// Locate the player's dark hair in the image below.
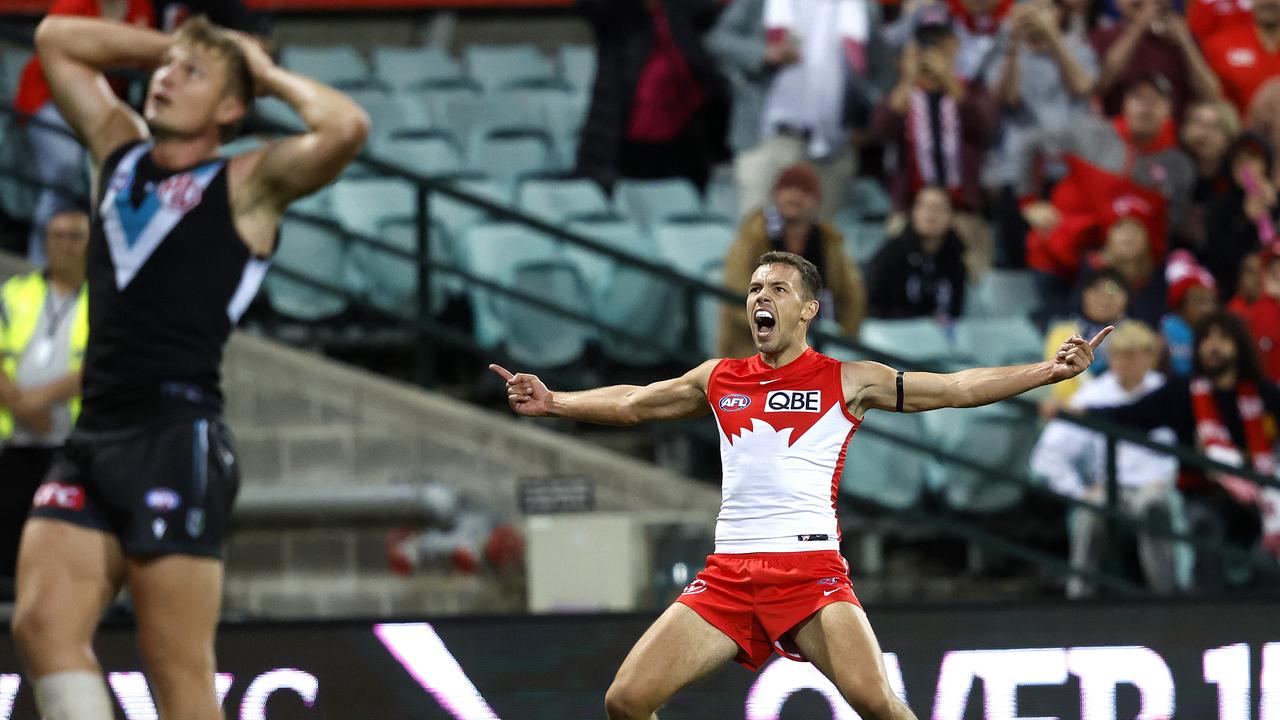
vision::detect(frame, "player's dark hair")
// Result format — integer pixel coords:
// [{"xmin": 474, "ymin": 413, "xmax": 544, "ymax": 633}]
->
[
  {"xmin": 1193, "ymin": 311, "xmax": 1264, "ymax": 383},
  {"xmin": 758, "ymin": 251, "xmax": 823, "ymax": 301},
  {"xmin": 174, "ymin": 16, "xmax": 254, "ymax": 142}
]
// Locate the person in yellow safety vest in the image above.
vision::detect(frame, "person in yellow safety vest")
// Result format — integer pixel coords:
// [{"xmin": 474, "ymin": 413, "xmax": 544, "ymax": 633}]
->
[{"xmin": 0, "ymin": 208, "xmax": 89, "ymax": 583}]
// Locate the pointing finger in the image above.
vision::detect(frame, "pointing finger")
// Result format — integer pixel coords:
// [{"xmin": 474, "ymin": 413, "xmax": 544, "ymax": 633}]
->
[
  {"xmin": 1088, "ymin": 326, "xmax": 1115, "ymax": 349},
  {"xmin": 488, "ymin": 363, "xmax": 515, "ymax": 381}
]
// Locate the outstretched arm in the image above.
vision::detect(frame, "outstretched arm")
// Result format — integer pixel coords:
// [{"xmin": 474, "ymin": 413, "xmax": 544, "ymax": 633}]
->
[
  {"xmin": 489, "ymin": 360, "xmax": 717, "ymax": 426},
  {"xmin": 33, "ymin": 17, "xmax": 165, "ymax": 164},
  {"xmin": 845, "ymin": 326, "xmax": 1112, "ymax": 416}
]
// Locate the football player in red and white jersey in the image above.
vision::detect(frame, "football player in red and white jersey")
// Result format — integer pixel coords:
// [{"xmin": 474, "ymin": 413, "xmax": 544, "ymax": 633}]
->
[{"xmin": 490, "ymin": 250, "xmax": 1110, "ymax": 720}]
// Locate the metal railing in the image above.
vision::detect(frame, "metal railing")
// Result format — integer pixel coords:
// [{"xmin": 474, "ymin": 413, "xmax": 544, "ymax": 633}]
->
[{"xmin": 4, "ymin": 78, "xmax": 1279, "ymax": 596}]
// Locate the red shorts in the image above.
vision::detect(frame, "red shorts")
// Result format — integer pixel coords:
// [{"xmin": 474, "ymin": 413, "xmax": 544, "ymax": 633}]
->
[{"xmin": 674, "ymin": 550, "xmax": 861, "ymax": 671}]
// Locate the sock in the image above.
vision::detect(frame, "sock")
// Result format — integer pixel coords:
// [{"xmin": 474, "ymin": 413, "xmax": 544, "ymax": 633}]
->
[{"xmin": 33, "ymin": 671, "xmax": 114, "ymax": 720}]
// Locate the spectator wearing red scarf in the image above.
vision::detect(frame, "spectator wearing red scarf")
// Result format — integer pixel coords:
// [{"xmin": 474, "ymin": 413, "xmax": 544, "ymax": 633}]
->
[{"xmin": 14, "ymin": 0, "xmax": 154, "ymax": 264}]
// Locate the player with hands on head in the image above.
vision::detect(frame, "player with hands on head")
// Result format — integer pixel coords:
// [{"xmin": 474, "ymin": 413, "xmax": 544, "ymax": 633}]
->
[
  {"xmin": 490, "ymin": 250, "xmax": 1109, "ymax": 720},
  {"xmin": 13, "ymin": 13, "xmax": 368, "ymax": 720}
]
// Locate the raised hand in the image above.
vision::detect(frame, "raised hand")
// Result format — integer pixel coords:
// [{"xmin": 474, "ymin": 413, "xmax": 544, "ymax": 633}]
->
[
  {"xmin": 489, "ymin": 363, "xmax": 554, "ymax": 417},
  {"xmin": 1049, "ymin": 326, "xmax": 1113, "ymax": 382}
]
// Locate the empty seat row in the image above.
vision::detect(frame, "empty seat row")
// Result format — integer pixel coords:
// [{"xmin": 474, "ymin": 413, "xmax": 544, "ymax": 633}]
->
[
  {"xmin": 858, "ymin": 316, "xmax": 1043, "ymax": 369},
  {"xmin": 280, "ymin": 43, "xmax": 595, "ymax": 94}
]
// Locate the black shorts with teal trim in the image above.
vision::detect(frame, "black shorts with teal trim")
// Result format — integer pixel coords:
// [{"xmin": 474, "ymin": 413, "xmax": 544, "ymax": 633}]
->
[{"xmin": 29, "ymin": 417, "xmax": 240, "ymax": 558}]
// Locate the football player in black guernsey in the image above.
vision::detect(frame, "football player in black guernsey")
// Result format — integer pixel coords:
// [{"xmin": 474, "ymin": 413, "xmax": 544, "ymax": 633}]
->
[{"xmin": 13, "ymin": 16, "xmax": 368, "ymax": 720}]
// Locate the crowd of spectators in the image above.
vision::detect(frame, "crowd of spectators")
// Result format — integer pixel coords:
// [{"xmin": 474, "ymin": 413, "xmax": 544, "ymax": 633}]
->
[{"xmin": 566, "ymin": 0, "xmax": 1280, "ymax": 594}]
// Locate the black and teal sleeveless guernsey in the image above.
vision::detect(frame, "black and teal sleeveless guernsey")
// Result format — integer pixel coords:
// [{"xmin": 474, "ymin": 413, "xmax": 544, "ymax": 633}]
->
[{"xmin": 76, "ymin": 141, "xmax": 270, "ymax": 432}]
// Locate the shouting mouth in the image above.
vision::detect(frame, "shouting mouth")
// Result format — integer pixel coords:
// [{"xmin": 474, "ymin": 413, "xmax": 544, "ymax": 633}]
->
[{"xmin": 754, "ymin": 308, "xmax": 776, "ymax": 340}]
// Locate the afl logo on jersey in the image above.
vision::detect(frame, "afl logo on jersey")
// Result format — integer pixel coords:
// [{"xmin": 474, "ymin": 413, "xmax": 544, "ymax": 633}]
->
[
  {"xmin": 157, "ymin": 173, "xmax": 205, "ymax": 212},
  {"xmin": 766, "ymin": 390, "xmax": 822, "ymax": 412},
  {"xmin": 145, "ymin": 487, "xmax": 182, "ymax": 512},
  {"xmin": 719, "ymin": 394, "xmax": 752, "ymax": 412}
]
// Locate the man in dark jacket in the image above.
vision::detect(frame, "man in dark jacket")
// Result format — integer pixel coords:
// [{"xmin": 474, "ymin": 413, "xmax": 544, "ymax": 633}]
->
[{"xmin": 575, "ymin": 0, "xmax": 725, "ymax": 190}]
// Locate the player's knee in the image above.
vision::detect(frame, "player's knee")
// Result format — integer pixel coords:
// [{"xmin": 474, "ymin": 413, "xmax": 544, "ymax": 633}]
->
[
  {"xmin": 603, "ymin": 681, "xmax": 654, "ymax": 720},
  {"xmin": 842, "ymin": 679, "xmax": 900, "ymax": 720},
  {"xmin": 12, "ymin": 602, "xmax": 55, "ymax": 657}
]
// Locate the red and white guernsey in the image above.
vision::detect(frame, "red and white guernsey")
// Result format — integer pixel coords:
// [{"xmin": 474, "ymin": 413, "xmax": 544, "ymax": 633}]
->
[{"xmin": 707, "ymin": 348, "xmax": 860, "ymax": 554}]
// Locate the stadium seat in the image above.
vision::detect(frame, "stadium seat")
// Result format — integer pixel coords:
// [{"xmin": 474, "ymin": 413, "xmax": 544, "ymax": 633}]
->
[
  {"xmin": 838, "ymin": 218, "xmax": 889, "ymax": 263},
  {"xmin": 1, "ymin": 49, "xmax": 30, "ymax": 98},
  {"xmin": 557, "ymin": 44, "xmax": 596, "ymax": 92},
  {"xmin": 254, "ymin": 97, "xmax": 305, "ymax": 131},
  {"xmin": 431, "ymin": 178, "xmax": 510, "ymax": 245},
  {"xmin": 929, "ymin": 411, "xmax": 1036, "ymax": 514},
  {"xmin": 966, "ymin": 269, "xmax": 1042, "ymax": 319},
  {"xmin": 345, "ymin": 88, "xmax": 410, "ymax": 145},
  {"xmin": 264, "ymin": 218, "xmax": 350, "ymax": 321},
  {"xmin": 280, "ymin": 45, "xmax": 372, "ymax": 89},
  {"xmin": 843, "ymin": 410, "xmax": 928, "ymax": 510},
  {"xmin": 704, "ymin": 179, "xmax": 739, "ymax": 221},
  {"xmin": 697, "ymin": 265, "xmax": 727, "ymax": 359},
  {"xmin": 531, "ymin": 89, "xmax": 588, "ymax": 166},
  {"xmin": 414, "ymin": 87, "xmax": 484, "ymax": 141},
  {"xmin": 331, "ymin": 177, "xmax": 416, "ymax": 235},
  {"xmin": 0, "ymin": 118, "xmax": 36, "ymax": 221},
  {"xmin": 371, "ymin": 46, "xmax": 467, "ymax": 90},
  {"xmin": 498, "ymin": 260, "xmax": 594, "ymax": 368},
  {"xmin": 653, "ymin": 218, "xmax": 734, "ymax": 278},
  {"xmin": 463, "ymin": 44, "xmax": 557, "ymax": 92},
  {"xmin": 953, "ymin": 316, "xmax": 1042, "ymax": 366},
  {"xmin": 347, "ymin": 218, "xmax": 450, "ymax": 317},
  {"xmin": 516, "ymin": 178, "xmax": 611, "ymax": 225},
  {"xmin": 374, "ymin": 135, "xmax": 464, "ymax": 178},
  {"xmin": 857, "ymin": 318, "xmax": 956, "ymax": 368},
  {"xmin": 467, "ymin": 135, "xmax": 554, "ymax": 189},
  {"xmin": 464, "ymin": 222, "xmax": 560, "ymax": 348},
  {"xmin": 290, "ymin": 185, "xmax": 335, "ymax": 221},
  {"xmin": 565, "ymin": 220, "xmax": 678, "ymax": 364},
  {"xmin": 614, "ymin": 178, "xmax": 703, "ymax": 229}
]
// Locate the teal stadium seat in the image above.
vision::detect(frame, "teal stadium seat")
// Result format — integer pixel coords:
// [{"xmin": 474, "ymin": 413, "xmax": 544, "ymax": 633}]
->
[
  {"xmin": 1, "ymin": 49, "xmax": 30, "ymax": 98},
  {"xmin": 415, "ymin": 87, "xmax": 483, "ymax": 142},
  {"xmin": 516, "ymin": 178, "xmax": 611, "ymax": 225},
  {"xmin": 926, "ymin": 409, "xmax": 1036, "ymax": 514},
  {"xmin": 704, "ymin": 179, "xmax": 739, "ymax": 221},
  {"xmin": 653, "ymin": 218, "xmax": 734, "ymax": 278},
  {"xmin": 464, "ymin": 222, "xmax": 559, "ymax": 348},
  {"xmin": 372, "ymin": 46, "xmax": 466, "ymax": 90},
  {"xmin": 467, "ymin": 135, "xmax": 554, "ymax": 189},
  {"xmin": 843, "ymin": 410, "xmax": 928, "ymax": 510},
  {"xmin": 265, "ymin": 218, "xmax": 350, "ymax": 321},
  {"xmin": 432, "ymin": 178, "xmax": 510, "ymax": 245},
  {"xmin": 614, "ymin": 178, "xmax": 703, "ymax": 229},
  {"xmin": 376, "ymin": 135, "xmax": 464, "ymax": 178},
  {"xmin": 858, "ymin": 318, "xmax": 956, "ymax": 368},
  {"xmin": 463, "ymin": 44, "xmax": 557, "ymax": 92},
  {"xmin": 0, "ymin": 118, "xmax": 36, "ymax": 221},
  {"xmin": 280, "ymin": 45, "xmax": 371, "ymax": 89},
  {"xmin": 331, "ymin": 177, "xmax": 416, "ymax": 235},
  {"xmin": 254, "ymin": 97, "xmax": 305, "ymax": 131},
  {"xmin": 557, "ymin": 44, "xmax": 596, "ymax": 93},
  {"xmin": 837, "ymin": 217, "xmax": 889, "ymax": 264},
  {"xmin": 346, "ymin": 218, "xmax": 451, "ymax": 317},
  {"xmin": 965, "ymin": 269, "xmax": 1041, "ymax": 319},
  {"xmin": 698, "ymin": 265, "xmax": 725, "ymax": 359},
  {"xmin": 566, "ymin": 220, "xmax": 679, "ymax": 365},
  {"xmin": 498, "ymin": 260, "xmax": 594, "ymax": 368},
  {"xmin": 290, "ymin": 185, "xmax": 334, "ymax": 220},
  {"xmin": 532, "ymin": 90, "xmax": 588, "ymax": 168},
  {"xmin": 953, "ymin": 316, "xmax": 1042, "ymax": 366}
]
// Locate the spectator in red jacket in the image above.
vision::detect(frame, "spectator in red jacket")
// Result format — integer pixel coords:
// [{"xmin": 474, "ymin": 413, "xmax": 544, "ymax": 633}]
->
[
  {"xmin": 1228, "ymin": 249, "xmax": 1280, "ymax": 382},
  {"xmin": 1203, "ymin": 0, "xmax": 1280, "ymax": 116},
  {"xmin": 1090, "ymin": 0, "xmax": 1222, "ymax": 120},
  {"xmin": 14, "ymin": 0, "xmax": 154, "ymax": 264}
]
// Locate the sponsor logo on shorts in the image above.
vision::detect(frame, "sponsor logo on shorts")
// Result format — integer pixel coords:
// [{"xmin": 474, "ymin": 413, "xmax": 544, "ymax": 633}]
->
[
  {"xmin": 718, "ymin": 394, "xmax": 751, "ymax": 412},
  {"xmin": 151, "ymin": 518, "xmax": 167, "ymax": 539},
  {"xmin": 823, "ymin": 588, "xmax": 841, "ymax": 596},
  {"xmin": 145, "ymin": 488, "xmax": 182, "ymax": 513},
  {"xmin": 765, "ymin": 390, "xmax": 821, "ymax": 412},
  {"xmin": 681, "ymin": 579, "xmax": 708, "ymax": 595},
  {"xmin": 816, "ymin": 577, "xmax": 840, "ymax": 586},
  {"xmin": 32, "ymin": 482, "xmax": 85, "ymax": 511},
  {"xmin": 797, "ymin": 534, "xmax": 830, "ymax": 542}
]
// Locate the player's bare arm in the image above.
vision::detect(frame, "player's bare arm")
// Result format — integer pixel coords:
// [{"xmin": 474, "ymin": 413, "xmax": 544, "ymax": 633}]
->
[
  {"xmin": 229, "ymin": 34, "xmax": 370, "ymax": 255},
  {"xmin": 843, "ymin": 326, "xmax": 1114, "ymax": 418},
  {"xmin": 489, "ymin": 360, "xmax": 718, "ymax": 425},
  {"xmin": 33, "ymin": 17, "xmax": 165, "ymax": 163}
]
